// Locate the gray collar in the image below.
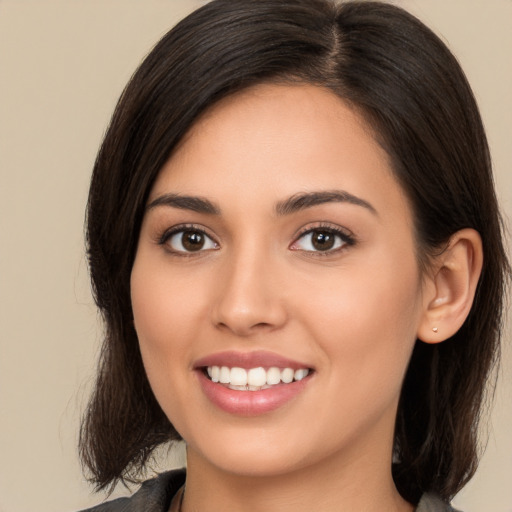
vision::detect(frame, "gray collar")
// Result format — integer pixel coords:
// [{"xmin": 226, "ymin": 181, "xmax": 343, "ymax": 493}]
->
[{"xmin": 416, "ymin": 493, "xmax": 460, "ymax": 512}]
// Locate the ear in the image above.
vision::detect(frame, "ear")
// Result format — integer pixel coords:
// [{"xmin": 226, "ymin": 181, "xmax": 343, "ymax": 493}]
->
[{"xmin": 417, "ymin": 228, "xmax": 483, "ymax": 344}]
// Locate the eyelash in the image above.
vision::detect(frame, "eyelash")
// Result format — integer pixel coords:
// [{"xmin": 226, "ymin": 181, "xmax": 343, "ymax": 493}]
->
[
  {"xmin": 156, "ymin": 222, "xmax": 356, "ymax": 257},
  {"xmin": 157, "ymin": 224, "xmax": 219, "ymax": 257},
  {"xmin": 290, "ymin": 223, "xmax": 356, "ymax": 256}
]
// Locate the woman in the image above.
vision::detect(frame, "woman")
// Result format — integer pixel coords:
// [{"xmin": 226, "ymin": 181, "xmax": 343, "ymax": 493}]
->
[{"xmin": 79, "ymin": 1, "xmax": 509, "ymax": 511}]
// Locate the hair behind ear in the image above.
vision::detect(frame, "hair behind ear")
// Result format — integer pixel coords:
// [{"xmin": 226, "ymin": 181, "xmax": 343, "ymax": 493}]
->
[{"xmin": 394, "ymin": 225, "xmax": 506, "ymax": 502}]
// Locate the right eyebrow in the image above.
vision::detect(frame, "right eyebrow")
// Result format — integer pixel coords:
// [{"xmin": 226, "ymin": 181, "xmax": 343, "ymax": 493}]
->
[
  {"xmin": 275, "ymin": 190, "xmax": 378, "ymax": 217},
  {"xmin": 145, "ymin": 193, "xmax": 221, "ymax": 215}
]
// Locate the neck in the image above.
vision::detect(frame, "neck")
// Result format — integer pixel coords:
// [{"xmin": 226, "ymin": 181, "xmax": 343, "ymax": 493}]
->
[{"xmin": 182, "ymin": 435, "xmax": 413, "ymax": 512}]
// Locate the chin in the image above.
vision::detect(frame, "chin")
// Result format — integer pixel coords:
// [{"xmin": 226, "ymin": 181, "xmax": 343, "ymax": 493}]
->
[{"xmin": 198, "ymin": 446, "xmax": 315, "ymax": 479}]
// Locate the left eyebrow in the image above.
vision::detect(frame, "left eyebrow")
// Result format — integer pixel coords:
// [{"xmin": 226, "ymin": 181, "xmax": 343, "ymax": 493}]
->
[
  {"xmin": 275, "ymin": 190, "xmax": 378, "ymax": 216},
  {"xmin": 146, "ymin": 193, "xmax": 220, "ymax": 215}
]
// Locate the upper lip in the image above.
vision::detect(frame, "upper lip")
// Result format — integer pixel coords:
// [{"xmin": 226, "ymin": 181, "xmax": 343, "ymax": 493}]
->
[{"xmin": 194, "ymin": 350, "xmax": 313, "ymax": 370}]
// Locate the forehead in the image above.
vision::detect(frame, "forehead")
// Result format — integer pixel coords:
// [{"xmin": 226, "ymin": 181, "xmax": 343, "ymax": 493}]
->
[
  {"xmin": 150, "ymin": 83, "xmax": 410, "ymax": 223},
  {"xmin": 171, "ymin": 83, "xmax": 383, "ymax": 173}
]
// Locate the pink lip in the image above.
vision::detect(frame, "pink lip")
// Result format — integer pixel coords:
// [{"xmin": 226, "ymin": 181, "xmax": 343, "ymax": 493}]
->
[
  {"xmin": 194, "ymin": 350, "xmax": 312, "ymax": 370},
  {"xmin": 194, "ymin": 351, "xmax": 314, "ymax": 416},
  {"xmin": 197, "ymin": 371, "xmax": 311, "ymax": 416}
]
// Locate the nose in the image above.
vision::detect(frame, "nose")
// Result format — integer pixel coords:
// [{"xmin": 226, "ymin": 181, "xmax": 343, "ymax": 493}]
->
[{"xmin": 211, "ymin": 249, "xmax": 288, "ymax": 337}]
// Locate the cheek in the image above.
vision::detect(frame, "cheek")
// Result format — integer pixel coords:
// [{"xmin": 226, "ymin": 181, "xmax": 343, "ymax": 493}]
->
[
  {"xmin": 131, "ymin": 255, "xmax": 206, "ymax": 353},
  {"xmin": 130, "ymin": 257, "xmax": 202, "ymax": 414},
  {"xmin": 301, "ymin": 252, "xmax": 422, "ymax": 388}
]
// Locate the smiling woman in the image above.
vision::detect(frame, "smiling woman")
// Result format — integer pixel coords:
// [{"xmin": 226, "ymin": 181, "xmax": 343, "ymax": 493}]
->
[
  {"xmin": 79, "ymin": 1, "xmax": 509, "ymax": 512},
  {"xmin": 130, "ymin": 84, "xmax": 435, "ymax": 498}
]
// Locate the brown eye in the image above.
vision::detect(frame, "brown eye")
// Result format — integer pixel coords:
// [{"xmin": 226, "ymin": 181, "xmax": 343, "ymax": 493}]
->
[
  {"xmin": 311, "ymin": 231, "xmax": 335, "ymax": 251},
  {"xmin": 291, "ymin": 228, "xmax": 350, "ymax": 253},
  {"xmin": 167, "ymin": 229, "xmax": 217, "ymax": 253},
  {"xmin": 182, "ymin": 231, "xmax": 205, "ymax": 251}
]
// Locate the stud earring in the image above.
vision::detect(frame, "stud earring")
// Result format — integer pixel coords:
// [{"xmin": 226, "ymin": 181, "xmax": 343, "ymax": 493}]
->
[{"xmin": 432, "ymin": 327, "xmax": 438, "ymax": 333}]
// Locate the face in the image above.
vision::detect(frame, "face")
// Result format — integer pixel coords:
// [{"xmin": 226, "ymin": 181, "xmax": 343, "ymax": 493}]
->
[{"xmin": 131, "ymin": 84, "xmax": 427, "ymax": 479}]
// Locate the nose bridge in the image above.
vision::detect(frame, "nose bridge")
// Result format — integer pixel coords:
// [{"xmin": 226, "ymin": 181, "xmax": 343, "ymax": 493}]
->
[{"xmin": 213, "ymin": 238, "xmax": 286, "ymax": 335}]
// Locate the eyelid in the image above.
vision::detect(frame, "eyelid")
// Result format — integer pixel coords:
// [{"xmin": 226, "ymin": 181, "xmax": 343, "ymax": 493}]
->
[
  {"xmin": 156, "ymin": 223, "xmax": 219, "ymax": 254},
  {"xmin": 289, "ymin": 222, "xmax": 356, "ymax": 253}
]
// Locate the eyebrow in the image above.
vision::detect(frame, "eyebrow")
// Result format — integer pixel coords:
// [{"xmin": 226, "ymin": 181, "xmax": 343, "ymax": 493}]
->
[
  {"xmin": 146, "ymin": 189, "xmax": 377, "ymax": 217},
  {"xmin": 275, "ymin": 190, "xmax": 377, "ymax": 216},
  {"xmin": 146, "ymin": 193, "xmax": 220, "ymax": 215}
]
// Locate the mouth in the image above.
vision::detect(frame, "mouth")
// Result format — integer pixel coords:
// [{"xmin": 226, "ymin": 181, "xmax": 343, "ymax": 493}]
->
[
  {"xmin": 203, "ymin": 365, "xmax": 311, "ymax": 391},
  {"xmin": 194, "ymin": 351, "xmax": 314, "ymax": 415}
]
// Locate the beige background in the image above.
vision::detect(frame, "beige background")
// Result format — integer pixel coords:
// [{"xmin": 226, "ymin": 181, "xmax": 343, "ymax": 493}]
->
[{"xmin": 0, "ymin": 1, "xmax": 510, "ymax": 511}]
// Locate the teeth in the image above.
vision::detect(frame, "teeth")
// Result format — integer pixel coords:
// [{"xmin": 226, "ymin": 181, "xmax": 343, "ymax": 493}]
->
[
  {"xmin": 294, "ymin": 369, "xmax": 308, "ymax": 381},
  {"xmin": 219, "ymin": 366, "xmax": 230, "ymax": 384},
  {"xmin": 230, "ymin": 367, "xmax": 247, "ymax": 386},
  {"xmin": 266, "ymin": 367, "xmax": 281, "ymax": 385},
  {"xmin": 281, "ymin": 368, "xmax": 294, "ymax": 384},
  {"xmin": 206, "ymin": 365, "xmax": 310, "ymax": 390},
  {"xmin": 248, "ymin": 367, "xmax": 267, "ymax": 387}
]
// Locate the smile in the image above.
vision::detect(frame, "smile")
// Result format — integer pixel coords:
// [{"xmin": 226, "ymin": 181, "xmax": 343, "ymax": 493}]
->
[
  {"xmin": 195, "ymin": 351, "xmax": 314, "ymax": 415},
  {"xmin": 206, "ymin": 366, "xmax": 310, "ymax": 391}
]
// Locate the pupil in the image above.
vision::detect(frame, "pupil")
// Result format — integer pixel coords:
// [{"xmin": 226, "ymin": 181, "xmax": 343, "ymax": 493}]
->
[
  {"xmin": 182, "ymin": 231, "xmax": 204, "ymax": 251},
  {"xmin": 312, "ymin": 231, "xmax": 334, "ymax": 251}
]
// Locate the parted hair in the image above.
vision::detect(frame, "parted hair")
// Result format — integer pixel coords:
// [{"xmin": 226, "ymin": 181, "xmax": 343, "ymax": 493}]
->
[{"xmin": 81, "ymin": 0, "xmax": 510, "ymax": 503}]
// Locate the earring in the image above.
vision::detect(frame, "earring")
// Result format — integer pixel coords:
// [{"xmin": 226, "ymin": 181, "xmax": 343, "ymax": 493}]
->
[{"xmin": 432, "ymin": 327, "xmax": 439, "ymax": 333}]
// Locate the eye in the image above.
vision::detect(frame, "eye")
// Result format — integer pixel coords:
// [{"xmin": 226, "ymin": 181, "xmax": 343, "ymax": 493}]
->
[
  {"xmin": 162, "ymin": 228, "xmax": 218, "ymax": 253},
  {"xmin": 290, "ymin": 227, "xmax": 354, "ymax": 253}
]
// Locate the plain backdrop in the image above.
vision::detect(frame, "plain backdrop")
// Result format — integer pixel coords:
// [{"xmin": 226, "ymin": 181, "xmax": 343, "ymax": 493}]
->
[{"xmin": 0, "ymin": 1, "xmax": 510, "ymax": 511}]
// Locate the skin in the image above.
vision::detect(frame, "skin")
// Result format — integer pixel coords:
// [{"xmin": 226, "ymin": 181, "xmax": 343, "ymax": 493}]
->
[{"xmin": 131, "ymin": 83, "xmax": 441, "ymax": 512}]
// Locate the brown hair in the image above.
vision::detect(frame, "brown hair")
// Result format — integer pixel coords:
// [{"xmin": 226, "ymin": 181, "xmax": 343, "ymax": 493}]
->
[{"xmin": 81, "ymin": 0, "xmax": 510, "ymax": 503}]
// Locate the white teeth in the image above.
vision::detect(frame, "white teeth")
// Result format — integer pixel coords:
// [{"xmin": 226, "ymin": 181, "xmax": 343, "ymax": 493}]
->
[
  {"xmin": 206, "ymin": 365, "xmax": 310, "ymax": 389},
  {"xmin": 228, "ymin": 384, "xmax": 249, "ymax": 391},
  {"xmin": 219, "ymin": 366, "xmax": 230, "ymax": 384},
  {"xmin": 294, "ymin": 369, "xmax": 308, "ymax": 381},
  {"xmin": 266, "ymin": 367, "xmax": 281, "ymax": 385},
  {"xmin": 248, "ymin": 367, "xmax": 267, "ymax": 387},
  {"xmin": 281, "ymin": 368, "xmax": 294, "ymax": 384},
  {"xmin": 230, "ymin": 367, "xmax": 247, "ymax": 386}
]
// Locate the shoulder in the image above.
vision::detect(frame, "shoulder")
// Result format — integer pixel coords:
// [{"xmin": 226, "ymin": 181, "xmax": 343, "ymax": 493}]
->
[
  {"xmin": 77, "ymin": 468, "xmax": 186, "ymax": 512},
  {"xmin": 416, "ymin": 493, "xmax": 463, "ymax": 512}
]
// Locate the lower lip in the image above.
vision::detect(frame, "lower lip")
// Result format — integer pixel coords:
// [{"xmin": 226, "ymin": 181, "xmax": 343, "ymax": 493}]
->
[{"xmin": 197, "ymin": 370, "xmax": 311, "ymax": 416}]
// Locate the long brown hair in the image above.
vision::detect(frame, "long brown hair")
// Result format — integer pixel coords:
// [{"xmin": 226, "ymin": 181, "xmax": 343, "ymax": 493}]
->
[{"xmin": 81, "ymin": 0, "xmax": 510, "ymax": 503}]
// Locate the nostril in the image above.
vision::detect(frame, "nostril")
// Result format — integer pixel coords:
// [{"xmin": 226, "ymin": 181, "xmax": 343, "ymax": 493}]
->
[{"xmin": 214, "ymin": 319, "xmax": 277, "ymax": 336}]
